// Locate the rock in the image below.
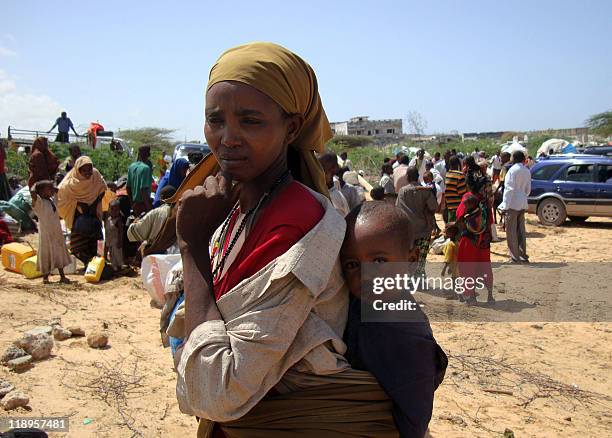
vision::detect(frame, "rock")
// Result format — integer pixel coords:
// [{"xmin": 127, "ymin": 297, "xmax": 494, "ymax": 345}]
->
[
  {"xmin": 14, "ymin": 333, "xmax": 54, "ymax": 360},
  {"xmin": 503, "ymin": 429, "xmax": 515, "ymax": 438},
  {"xmin": 6, "ymin": 355, "xmax": 33, "ymax": 371},
  {"xmin": 52, "ymin": 326, "xmax": 72, "ymax": 341},
  {"xmin": 1, "ymin": 345, "xmax": 27, "ymax": 364},
  {"xmin": 66, "ymin": 326, "xmax": 85, "ymax": 337},
  {"xmin": 564, "ymin": 416, "xmax": 572, "ymax": 422},
  {"xmin": 0, "ymin": 380, "xmax": 15, "ymax": 397},
  {"xmin": 49, "ymin": 317, "xmax": 62, "ymax": 327},
  {"xmin": 87, "ymin": 331, "xmax": 109, "ymax": 349},
  {"xmin": 24, "ymin": 326, "xmax": 53, "ymax": 337},
  {"xmin": 531, "ymin": 324, "xmax": 544, "ymax": 330},
  {"xmin": 1, "ymin": 390, "xmax": 30, "ymax": 410}
]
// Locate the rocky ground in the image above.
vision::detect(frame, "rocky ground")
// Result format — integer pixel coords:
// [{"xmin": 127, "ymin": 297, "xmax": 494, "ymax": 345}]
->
[{"xmin": 0, "ymin": 214, "xmax": 611, "ymax": 437}]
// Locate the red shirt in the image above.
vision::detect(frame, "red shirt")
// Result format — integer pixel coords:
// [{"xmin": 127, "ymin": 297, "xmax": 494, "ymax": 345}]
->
[{"xmin": 213, "ymin": 181, "xmax": 324, "ymax": 300}]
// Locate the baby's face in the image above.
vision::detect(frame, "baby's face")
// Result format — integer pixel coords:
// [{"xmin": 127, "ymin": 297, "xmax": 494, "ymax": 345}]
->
[{"xmin": 340, "ymin": 220, "xmax": 417, "ymax": 298}]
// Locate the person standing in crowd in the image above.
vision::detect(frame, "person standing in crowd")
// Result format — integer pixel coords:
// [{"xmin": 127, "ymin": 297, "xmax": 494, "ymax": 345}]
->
[
  {"xmin": 127, "ymin": 145, "xmax": 154, "ymax": 216},
  {"xmin": 158, "ymin": 150, "xmax": 171, "ymax": 177},
  {"xmin": 154, "ymin": 158, "xmax": 190, "ymax": 208},
  {"xmin": 499, "ymin": 150, "xmax": 531, "ymax": 263},
  {"xmin": 379, "ymin": 163, "xmax": 395, "ymax": 194},
  {"xmin": 28, "ymin": 137, "xmax": 60, "ymax": 188},
  {"xmin": 48, "ymin": 111, "xmax": 79, "ymax": 143},
  {"xmin": 392, "ymin": 151, "xmax": 404, "ymax": 169},
  {"xmin": 393, "ymin": 155, "xmax": 410, "ymax": 192},
  {"xmin": 490, "ymin": 150, "xmax": 502, "ymax": 184},
  {"xmin": 31, "ymin": 180, "xmax": 73, "ymax": 284},
  {"xmin": 495, "ymin": 151, "xmax": 513, "ymax": 228},
  {"xmin": 339, "ymin": 168, "xmax": 365, "ymax": 211},
  {"xmin": 396, "ymin": 167, "xmax": 438, "ymax": 278},
  {"xmin": 444, "ymin": 155, "xmax": 466, "ymax": 222},
  {"xmin": 57, "ymin": 157, "xmax": 107, "ymax": 266},
  {"xmin": 478, "ymin": 159, "xmax": 500, "ymax": 242},
  {"xmin": 104, "ymin": 199, "xmax": 125, "ymax": 272},
  {"xmin": 339, "ymin": 151, "xmax": 353, "ymax": 170},
  {"xmin": 62, "ymin": 145, "xmax": 82, "ymax": 173},
  {"xmin": 434, "ymin": 151, "xmax": 447, "ymax": 179},
  {"xmin": 0, "ymin": 140, "xmax": 10, "ymax": 201},
  {"xmin": 319, "ymin": 153, "xmax": 350, "ymax": 215},
  {"xmin": 456, "ymin": 172, "xmax": 494, "ymax": 305},
  {"xmin": 409, "ymin": 148, "xmax": 427, "ymax": 182}
]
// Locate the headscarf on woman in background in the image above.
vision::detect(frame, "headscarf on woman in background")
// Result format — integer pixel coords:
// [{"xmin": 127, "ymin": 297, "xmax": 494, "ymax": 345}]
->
[
  {"xmin": 57, "ymin": 156, "xmax": 107, "ymax": 264},
  {"xmin": 153, "ymin": 158, "xmax": 189, "ymax": 208},
  {"xmin": 28, "ymin": 137, "xmax": 60, "ymax": 188}
]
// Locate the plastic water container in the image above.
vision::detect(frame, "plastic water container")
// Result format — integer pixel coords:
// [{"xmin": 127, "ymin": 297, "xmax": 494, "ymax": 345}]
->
[
  {"xmin": 21, "ymin": 255, "xmax": 43, "ymax": 279},
  {"xmin": 1, "ymin": 242, "xmax": 36, "ymax": 273},
  {"xmin": 84, "ymin": 256, "xmax": 105, "ymax": 283}
]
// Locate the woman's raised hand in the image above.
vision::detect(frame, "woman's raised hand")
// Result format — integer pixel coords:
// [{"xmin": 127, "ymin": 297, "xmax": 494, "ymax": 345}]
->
[{"xmin": 176, "ymin": 172, "xmax": 235, "ymax": 251}]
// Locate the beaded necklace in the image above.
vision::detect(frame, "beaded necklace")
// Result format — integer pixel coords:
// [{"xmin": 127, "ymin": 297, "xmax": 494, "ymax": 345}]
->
[{"xmin": 211, "ymin": 169, "xmax": 291, "ymax": 281}]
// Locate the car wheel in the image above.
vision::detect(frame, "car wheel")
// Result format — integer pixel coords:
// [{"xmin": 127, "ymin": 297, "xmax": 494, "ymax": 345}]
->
[
  {"xmin": 537, "ymin": 198, "xmax": 566, "ymax": 226},
  {"xmin": 568, "ymin": 216, "xmax": 588, "ymax": 222}
]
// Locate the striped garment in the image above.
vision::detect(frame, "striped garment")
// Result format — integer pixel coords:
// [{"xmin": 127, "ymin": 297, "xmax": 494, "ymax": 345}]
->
[{"xmin": 444, "ymin": 170, "xmax": 466, "ymax": 212}]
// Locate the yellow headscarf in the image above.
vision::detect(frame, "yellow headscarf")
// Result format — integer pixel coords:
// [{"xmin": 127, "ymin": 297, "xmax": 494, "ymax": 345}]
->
[
  {"xmin": 169, "ymin": 42, "xmax": 331, "ymax": 202},
  {"xmin": 57, "ymin": 156, "xmax": 107, "ymax": 229}
]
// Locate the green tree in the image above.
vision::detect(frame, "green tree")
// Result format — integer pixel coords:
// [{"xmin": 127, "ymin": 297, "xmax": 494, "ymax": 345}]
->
[
  {"xmin": 117, "ymin": 127, "xmax": 176, "ymax": 151},
  {"xmin": 586, "ymin": 110, "xmax": 612, "ymax": 137}
]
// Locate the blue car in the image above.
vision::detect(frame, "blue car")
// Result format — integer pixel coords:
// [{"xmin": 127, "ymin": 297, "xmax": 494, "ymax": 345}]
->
[{"xmin": 528, "ymin": 154, "xmax": 612, "ymax": 226}]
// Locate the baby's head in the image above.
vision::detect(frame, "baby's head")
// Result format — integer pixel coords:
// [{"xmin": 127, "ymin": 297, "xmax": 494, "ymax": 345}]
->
[
  {"xmin": 445, "ymin": 222, "xmax": 459, "ymax": 240},
  {"xmin": 464, "ymin": 194, "xmax": 479, "ymax": 212},
  {"xmin": 109, "ymin": 199, "xmax": 122, "ymax": 218},
  {"xmin": 423, "ymin": 171, "xmax": 434, "ymax": 184},
  {"xmin": 107, "ymin": 182, "xmax": 118, "ymax": 193},
  {"xmin": 34, "ymin": 180, "xmax": 57, "ymax": 199},
  {"xmin": 340, "ymin": 201, "xmax": 418, "ymax": 298}
]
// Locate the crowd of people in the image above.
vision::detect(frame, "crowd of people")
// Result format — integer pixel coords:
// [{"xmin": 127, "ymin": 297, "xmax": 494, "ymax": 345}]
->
[
  {"xmin": 0, "ymin": 42, "xmax": 537, "ymax": 438},
  {"xmin": 0, "ymin": 136, "xmax": 203, "ymax": 283},
  {"xmin": 320, "ymin": 145, "xmax": 532, "ymax": 305}
]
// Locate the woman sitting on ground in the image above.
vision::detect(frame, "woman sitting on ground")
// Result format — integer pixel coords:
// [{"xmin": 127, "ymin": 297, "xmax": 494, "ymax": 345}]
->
[
  {"xmin": 170, "ymin": 42, "xmax": 399, "ymax": 437},
  {"xmin": 57, "ymin": 156, "xmax": 107, "ymax": 265},
  {"xmin": 127, "ymin": 185, "xmax": 176, "ymax": 254}
]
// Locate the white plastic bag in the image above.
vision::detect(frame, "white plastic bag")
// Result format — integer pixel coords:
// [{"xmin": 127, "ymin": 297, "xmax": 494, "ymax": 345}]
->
[
  {"xmin": 141, "ymin": 254, "xmax": 181, "ymax": 306},
  {"xmin": 430, "ymin": 236, "xmax": 449, "ymax": 255}
]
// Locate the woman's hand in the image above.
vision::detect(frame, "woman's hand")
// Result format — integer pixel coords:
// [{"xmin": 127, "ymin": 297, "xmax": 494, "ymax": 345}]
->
[{"xmin": 176, "ymin": 172, "xmax": 235, "ymax": 250}]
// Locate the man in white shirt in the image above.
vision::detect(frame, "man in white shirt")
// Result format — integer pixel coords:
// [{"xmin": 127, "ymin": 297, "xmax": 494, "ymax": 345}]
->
[
  {"xmin": 499, "ymin": 151, "xmax": 531, "ymax": 263},
  {"xmin": 490, "ymin": 151, "xmax": 502, "ymax": 184},
  {"xmin": 393, "ymin": 155, "xmax": 410, "ymax": 192},
  {"xmin": 379, "ymin": 163, "xmax": 395, "ymax": 194},
  {"xmin": 409, "ymin": 148, "xmax": 427, "ymax": 183},
  {"xmin": 318, "ymin": 153, "xmax": 350, "ymax": 216}
]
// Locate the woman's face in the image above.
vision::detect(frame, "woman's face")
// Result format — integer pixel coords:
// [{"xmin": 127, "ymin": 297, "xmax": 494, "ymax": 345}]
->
[
  {"xmin": 205, "ymin": 81, "xmax": 302, "ymax": 182},
  {"xmin": 79, "ymin": 163, "xmax": 93, "ymax": 179}
]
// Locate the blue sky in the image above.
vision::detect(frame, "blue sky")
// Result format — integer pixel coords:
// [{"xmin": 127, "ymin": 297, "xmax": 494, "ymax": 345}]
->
[{"xmin": 1, "ymin": 0, "xmax": 611, "ymax": 141}]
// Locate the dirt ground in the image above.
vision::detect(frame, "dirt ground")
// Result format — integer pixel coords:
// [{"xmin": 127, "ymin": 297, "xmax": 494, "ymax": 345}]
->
[{"xmin": 1, "ymin": 214, "xmax": 611, "ymax": 437}]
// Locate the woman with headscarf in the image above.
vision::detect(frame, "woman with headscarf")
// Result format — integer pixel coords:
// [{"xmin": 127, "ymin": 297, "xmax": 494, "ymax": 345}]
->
[
  {"xmin": 28, "ymin": 137, "xmax": 60, "ymax": 188},
  {"xmin": 153, "ymin": 158, "xmax": 189, "ymax": 208},
  {"xmin": 455, "ymin": 171, "xmax": 494, "ymax": 305},
  {"xmin": 57, "ymin": 156, "xmax": 107, "ymax": 265},
  {"xmin": 169, "ymin": 42, "xmax": 398, "ymax": 437}
]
